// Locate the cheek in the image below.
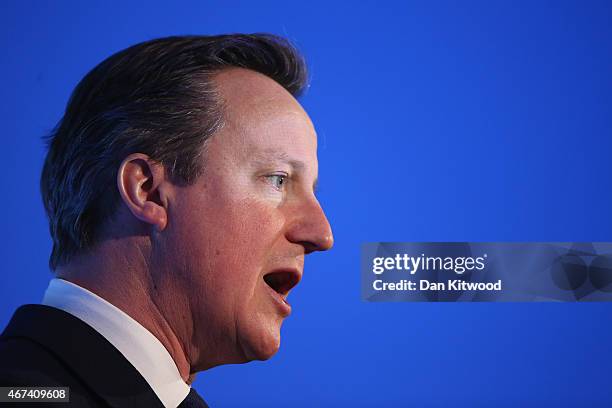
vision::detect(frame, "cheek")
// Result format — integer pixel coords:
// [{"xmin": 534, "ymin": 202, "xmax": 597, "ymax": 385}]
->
[
  {"xmin": 218, "ymin": 194, "xmax": 285, "ymax": 248},
  {"xmin": 214, "ymin": 197, "xmax": 284, "ymax": 282},
  {"xmin": 168, "ymin": 183, "xmax": 287, "ymax": 303},
  {"xmin": 183, "ymin": 196, "xmax": 285, "ymax": 295}
]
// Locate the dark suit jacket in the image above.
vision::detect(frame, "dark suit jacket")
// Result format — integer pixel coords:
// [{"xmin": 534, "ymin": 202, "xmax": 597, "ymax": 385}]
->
[{"xmin": 0, "ymin": 304, "xmax": 168, "ymax": 407}]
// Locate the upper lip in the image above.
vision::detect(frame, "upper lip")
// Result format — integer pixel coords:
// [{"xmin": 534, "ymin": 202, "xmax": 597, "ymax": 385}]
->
[{"xmin": 263, "ymin": 268, "xmax": 302, "ymax": 299}]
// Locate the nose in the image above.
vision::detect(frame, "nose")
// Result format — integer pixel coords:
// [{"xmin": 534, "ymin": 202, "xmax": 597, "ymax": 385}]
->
[{"xmin": 285, "ymin": 196, "xmax": 334, "ymax": 254}]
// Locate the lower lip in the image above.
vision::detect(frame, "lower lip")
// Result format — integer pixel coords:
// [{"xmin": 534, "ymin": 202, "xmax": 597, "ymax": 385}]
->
[{"xmin": 265, "ymin": 284, "xmax": 292, "ymax": 316}]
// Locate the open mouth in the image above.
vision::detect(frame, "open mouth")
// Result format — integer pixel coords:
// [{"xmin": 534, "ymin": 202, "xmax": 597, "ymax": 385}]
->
[{"xmin": 263, "ymin": 270, "xmax": 301, "ymax": 298}]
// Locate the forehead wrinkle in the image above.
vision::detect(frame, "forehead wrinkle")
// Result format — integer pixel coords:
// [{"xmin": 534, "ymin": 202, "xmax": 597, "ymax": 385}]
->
[
  {"xmin": 250, "ymin": 149, "xmax": 306, "ymax": 171},
  {"xmin": 226, "ymin": 107, "xmax": 315, "ymax": 141}
]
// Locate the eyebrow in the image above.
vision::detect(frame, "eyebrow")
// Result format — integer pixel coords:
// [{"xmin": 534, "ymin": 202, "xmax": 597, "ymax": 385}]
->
[{"xmin": 252, "ymin": 150, "xmax": 319, "ymax": 193}]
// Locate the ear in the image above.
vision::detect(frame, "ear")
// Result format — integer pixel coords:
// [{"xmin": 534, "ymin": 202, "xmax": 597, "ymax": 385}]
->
[{"xmin": 117, "ymin": 153, "xmax": 169, "ymax": 231}]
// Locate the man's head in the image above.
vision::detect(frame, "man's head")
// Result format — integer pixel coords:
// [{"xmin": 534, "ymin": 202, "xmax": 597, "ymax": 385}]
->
[{"xmin": 41, "ymin": 34, "xmax": 333, "ymax": 370}]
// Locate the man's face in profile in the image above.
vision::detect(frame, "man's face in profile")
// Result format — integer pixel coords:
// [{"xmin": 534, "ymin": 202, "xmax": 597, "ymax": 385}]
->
[{"xmin": 160, "ymin": 68, "xmax": 333, "ymax": 367}]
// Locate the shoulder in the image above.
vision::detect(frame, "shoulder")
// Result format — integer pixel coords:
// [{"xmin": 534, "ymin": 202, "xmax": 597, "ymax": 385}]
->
[
  {"xmin": 0, "ymin": 336, "xmax": 105, "ymax": 406},
  {"xmin": 1, "ymin": 304, "xmax": 165, "ymax": 407},
  {"xmin": 0, "ymin": 336, "xmax": 69, "ymax": 385}
]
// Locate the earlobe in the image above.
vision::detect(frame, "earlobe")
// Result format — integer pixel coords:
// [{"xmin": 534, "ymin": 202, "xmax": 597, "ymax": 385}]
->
[
  {"xmin": 117, "ymin": 153, "xmax": 169, "ymax": 231},
  {"xmin": 142, "ymin": 202, "xmax": 168, "ymax": 231}
]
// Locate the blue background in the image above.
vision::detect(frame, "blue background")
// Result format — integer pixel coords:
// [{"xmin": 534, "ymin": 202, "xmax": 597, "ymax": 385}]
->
[{"xmin": 2, "ymin": 1, "xmax": 612, "ymax": 406}]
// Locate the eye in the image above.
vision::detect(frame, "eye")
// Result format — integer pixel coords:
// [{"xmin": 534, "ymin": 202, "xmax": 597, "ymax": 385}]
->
[{"xmin": 265, "ymin": 174, "xmax": 288, "ymax": 191}]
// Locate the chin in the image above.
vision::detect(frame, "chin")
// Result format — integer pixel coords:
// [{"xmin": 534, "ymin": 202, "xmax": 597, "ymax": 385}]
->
[
  {"xmin": 240, "ymin": 321, "xmax": 283, "ymax": 362},
  {"xmin": 253, "ymin": 339, "xmax": 281, "ymax": 361}
]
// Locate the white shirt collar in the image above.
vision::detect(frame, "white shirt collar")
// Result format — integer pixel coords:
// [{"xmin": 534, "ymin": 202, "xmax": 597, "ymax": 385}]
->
[{"xmin": 42, "ymin": 278, "xmax": 190, "ymax": 408}]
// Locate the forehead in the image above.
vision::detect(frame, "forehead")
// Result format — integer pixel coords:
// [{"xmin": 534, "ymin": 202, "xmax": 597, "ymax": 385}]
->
[
  {"xmin": 210, "ymin": 68, "xmax": 318, "ymax": 163},
  {"xmin": 214, "ymin": 67, "xmax": 310, "ymax": 122}
]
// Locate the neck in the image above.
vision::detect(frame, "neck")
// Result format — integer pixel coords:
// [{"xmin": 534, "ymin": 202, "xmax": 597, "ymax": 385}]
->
[{"xmin": 56, "ymin": 237, "xmax": 195, "ymax": 384}]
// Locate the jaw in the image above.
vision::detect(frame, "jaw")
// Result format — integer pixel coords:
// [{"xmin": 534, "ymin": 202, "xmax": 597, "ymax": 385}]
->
[{"xmin": 188, "ymin": 314, "xmax": 283, "ymax": 370}]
